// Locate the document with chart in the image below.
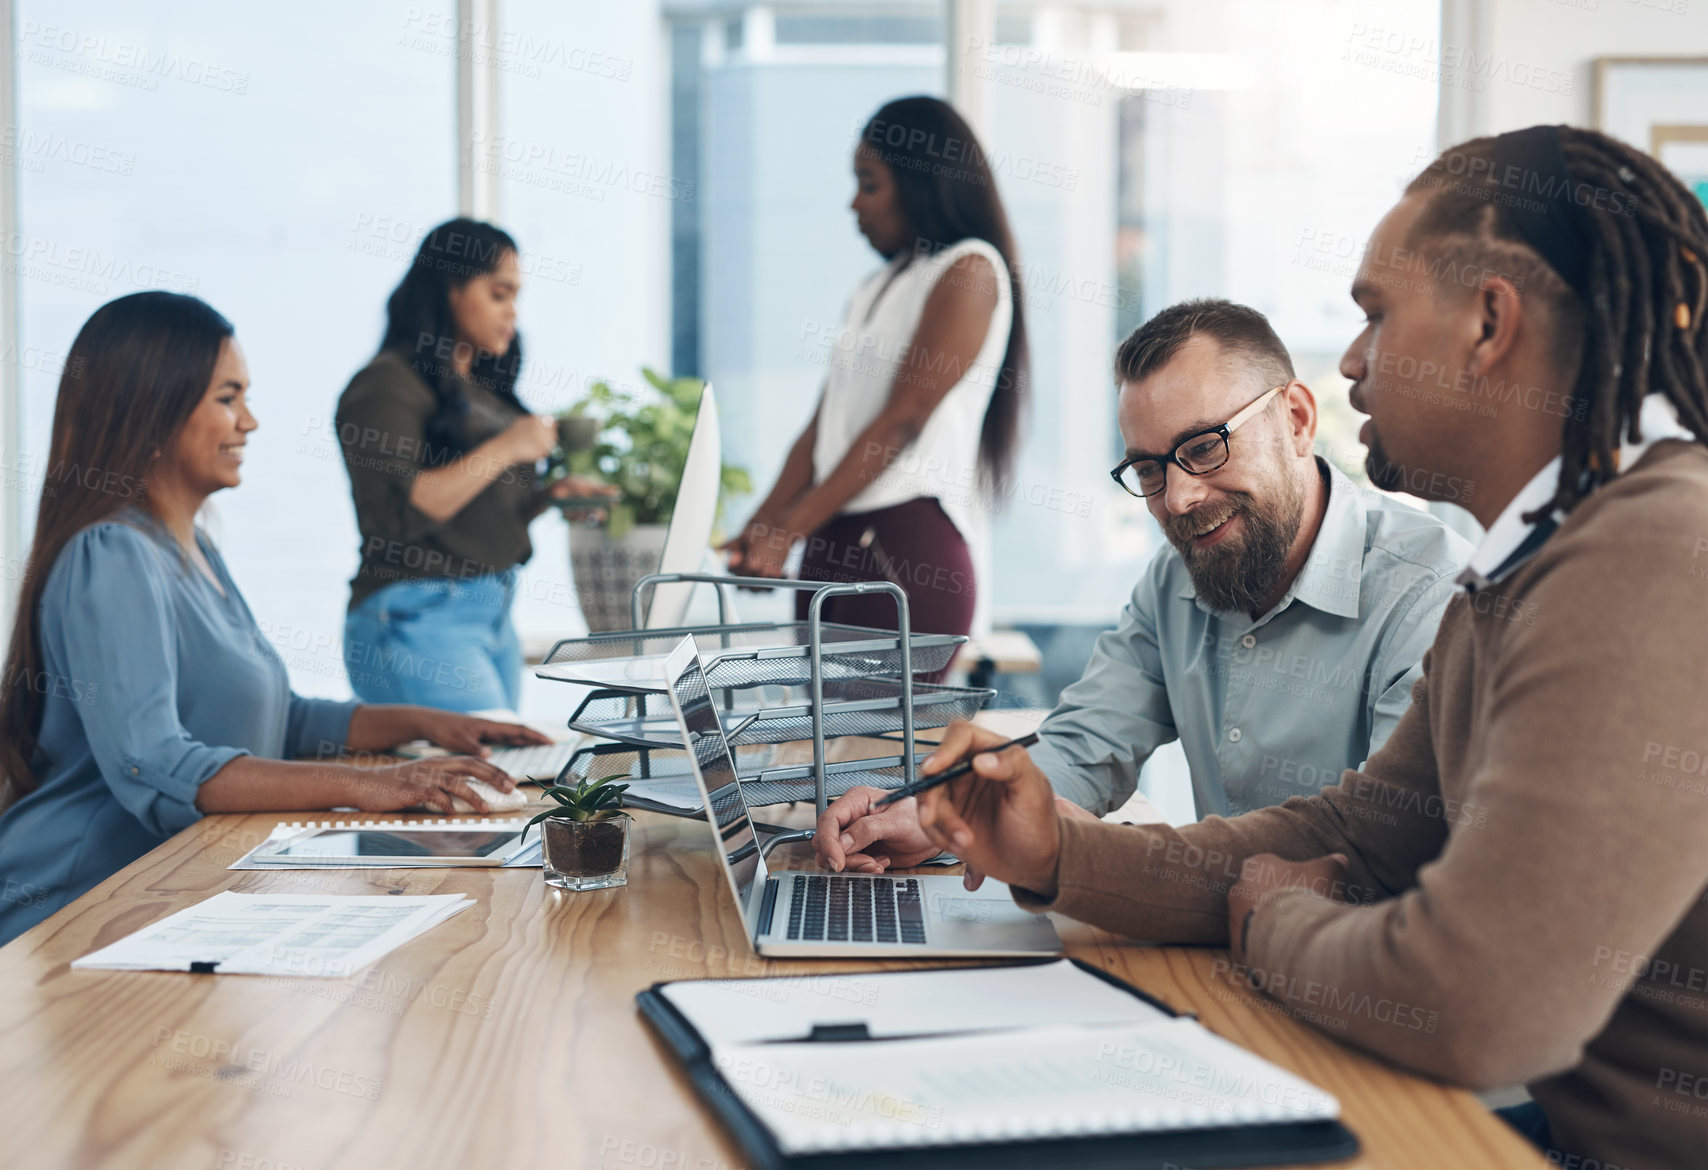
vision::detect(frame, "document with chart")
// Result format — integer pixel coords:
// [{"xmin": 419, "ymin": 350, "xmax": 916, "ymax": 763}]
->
[{"xmin": 72, "ymin": 892, "xmax": 474, "ymax": 977}]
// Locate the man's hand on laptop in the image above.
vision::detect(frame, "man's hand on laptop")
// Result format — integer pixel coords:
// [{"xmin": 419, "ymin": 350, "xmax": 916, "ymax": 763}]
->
[
  {"xmin": 914, "ymin": 721, "xmax": 1063, "ymax": 899},
  {"xmin": 816, "ymin": 788, "xmax": 940, "ymax": 874},
  {"xmin": 816, "ymin": 740, "xmax": 1097, "ymax": 890}
]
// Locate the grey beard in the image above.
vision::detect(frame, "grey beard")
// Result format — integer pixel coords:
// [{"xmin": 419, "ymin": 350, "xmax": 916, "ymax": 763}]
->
[{"xmin": 1174, "ymin": 489, "xmax": 1305, "ymax": 615}]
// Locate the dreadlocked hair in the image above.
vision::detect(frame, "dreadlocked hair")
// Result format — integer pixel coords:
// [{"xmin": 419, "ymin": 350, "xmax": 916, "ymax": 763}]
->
[{"xmin": 1404, "ymin": 127, "xmax": 1708, "ymax": 519}]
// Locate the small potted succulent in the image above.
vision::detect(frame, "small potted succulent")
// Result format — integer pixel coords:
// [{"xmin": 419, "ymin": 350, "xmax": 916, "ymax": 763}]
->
[{"xmin": 522, "ymin": 777, "xmax": 633, "ymax": 891}]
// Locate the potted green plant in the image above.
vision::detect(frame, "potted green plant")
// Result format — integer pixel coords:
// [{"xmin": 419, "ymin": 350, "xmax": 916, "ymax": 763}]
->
[
  {"xmin": 548, "ymin": 368, "xmax": 752, "ymax": 632},
  {"xmin": 522, "ymin": 777, "xmax": 633, "ymax": 891}
]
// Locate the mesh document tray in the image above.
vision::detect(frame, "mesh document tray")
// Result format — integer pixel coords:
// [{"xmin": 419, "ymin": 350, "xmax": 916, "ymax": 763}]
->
[
  {"xmin": 565, "ymin": 678, "xmax": 995, "ymax": 751},
  {"xmin": 534, "ymin": 622, "xmax": 965, "ymax": 694},
  {"xmin": 567, "ymin": 743, "xmax": 926, "ymax": 815}
]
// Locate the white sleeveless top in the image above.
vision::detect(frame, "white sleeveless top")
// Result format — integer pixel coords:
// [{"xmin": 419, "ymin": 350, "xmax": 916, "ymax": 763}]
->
[{"xmin": 811, "ymin": 237, "xmax": 1014, "ymax": 631}]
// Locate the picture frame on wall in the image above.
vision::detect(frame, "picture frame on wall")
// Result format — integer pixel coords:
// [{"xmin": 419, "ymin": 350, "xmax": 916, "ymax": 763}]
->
[{"xmin": 1594, "ymin": 56, "xmax": 1708, "ymax": 212}]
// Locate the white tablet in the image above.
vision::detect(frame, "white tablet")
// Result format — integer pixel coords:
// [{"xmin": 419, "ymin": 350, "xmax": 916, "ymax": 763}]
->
[{"xmin": 252, "ymin": 824, "xmax": 531, "ymax": 867}]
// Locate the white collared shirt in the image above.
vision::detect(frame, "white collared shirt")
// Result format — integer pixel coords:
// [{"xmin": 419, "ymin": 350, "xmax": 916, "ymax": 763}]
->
[{"xmin": 1459, "ymin": 395, "xmax": 1695, "ymax": 590}]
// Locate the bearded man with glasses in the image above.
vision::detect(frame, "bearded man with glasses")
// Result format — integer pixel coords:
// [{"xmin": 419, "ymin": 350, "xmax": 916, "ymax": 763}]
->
[{"xmin": 817, "ymin": 297, "xmax": 1471, "ymax": 878}]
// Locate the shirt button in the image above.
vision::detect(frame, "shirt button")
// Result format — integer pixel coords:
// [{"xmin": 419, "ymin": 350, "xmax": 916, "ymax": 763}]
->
[
  {"xmin": 1240, "ymin": 635, "xmax": 1256, "ymax": 648},
  {"xmin": 129, "ymin": 766, "xmax": 140, "ymax": 775},
  {"xmin": 1228, "ymin": 728, "xmax": 1242, "ymax": 742}
]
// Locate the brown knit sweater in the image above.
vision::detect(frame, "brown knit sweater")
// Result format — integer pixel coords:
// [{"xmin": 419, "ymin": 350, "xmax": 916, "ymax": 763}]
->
[
  {"xmin": 1016, "ymin": 441, "xmax": 1708, "ymax": 1170},
  {"xmin": 336, "ymin": 350, "xmax": 542, "ymax": 609}
]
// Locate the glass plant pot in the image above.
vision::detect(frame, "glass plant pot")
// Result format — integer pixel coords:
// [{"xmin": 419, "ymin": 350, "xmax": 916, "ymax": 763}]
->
[{"xmin": 541, "ymin": 815, "xmax": 631, "ymax": 891}]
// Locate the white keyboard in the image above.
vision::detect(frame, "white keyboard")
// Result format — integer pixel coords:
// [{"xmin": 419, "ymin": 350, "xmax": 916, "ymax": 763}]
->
[{"xmin": 486, "ymin": 740, "xmax": 581, "ymax": 783}]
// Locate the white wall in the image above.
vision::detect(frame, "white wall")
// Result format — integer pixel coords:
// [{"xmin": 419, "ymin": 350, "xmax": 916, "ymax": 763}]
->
[{"xmin": 1444, "ymin": 0, "xmax": 1708, "ymax": 139}]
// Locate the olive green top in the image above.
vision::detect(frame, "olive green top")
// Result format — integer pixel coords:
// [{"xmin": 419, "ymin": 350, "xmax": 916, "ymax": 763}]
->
[{"xmin": 335, "ymin": 349, "xmax": 543, "ymax": 610}]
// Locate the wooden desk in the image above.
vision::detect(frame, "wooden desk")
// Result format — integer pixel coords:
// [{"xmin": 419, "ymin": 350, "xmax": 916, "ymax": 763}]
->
[{"xmin": 0, "ymin": 802, "xmax": 1545, "ymax": 1170}]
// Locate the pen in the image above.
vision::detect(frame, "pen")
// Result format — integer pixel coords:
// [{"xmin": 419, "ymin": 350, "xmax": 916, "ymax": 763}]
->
[{"xmin": 874, "ymin": 732, "xmax": 1040, "ymax": 807}]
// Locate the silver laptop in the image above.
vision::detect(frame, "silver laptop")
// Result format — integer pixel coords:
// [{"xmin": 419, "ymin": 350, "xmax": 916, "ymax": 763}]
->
[{"xmin": 663, "ymin": 636, "xmax": 1061, "ymax": 959}]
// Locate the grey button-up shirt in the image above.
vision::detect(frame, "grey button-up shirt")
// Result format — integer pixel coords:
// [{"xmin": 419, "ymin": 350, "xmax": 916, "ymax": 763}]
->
[{"xmin": 1033, "ymin": 459, "xmax": 1473, "ymax": 818}]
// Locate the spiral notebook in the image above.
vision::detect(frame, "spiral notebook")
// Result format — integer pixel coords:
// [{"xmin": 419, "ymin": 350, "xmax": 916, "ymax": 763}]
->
[{"xmin": 638, "ymin": 958, "xmax": 1358, "ymax": 1169}]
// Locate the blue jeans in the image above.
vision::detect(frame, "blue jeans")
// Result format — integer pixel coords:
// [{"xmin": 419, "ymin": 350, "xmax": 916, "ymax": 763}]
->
[{"xmin": 343, "ymin": 572, "xmax": 522, "ymax": 712}]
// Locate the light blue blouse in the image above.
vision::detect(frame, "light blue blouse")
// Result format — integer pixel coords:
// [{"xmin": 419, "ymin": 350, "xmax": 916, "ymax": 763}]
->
[{"xmin": 0, "ymin": 511, "xmax": 357, "ymax": 944}]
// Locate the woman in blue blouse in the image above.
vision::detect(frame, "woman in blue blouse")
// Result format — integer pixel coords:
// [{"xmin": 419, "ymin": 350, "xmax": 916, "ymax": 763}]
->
[{"xmin": 0, "ymin": 292, "xmax": 546, "ymax": 945}]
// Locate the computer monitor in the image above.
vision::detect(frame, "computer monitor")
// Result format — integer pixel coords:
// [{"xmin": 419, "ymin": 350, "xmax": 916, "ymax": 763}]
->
[{"xmin": 645, "ymin": 382, "xmax": 721, "ymax": 629}]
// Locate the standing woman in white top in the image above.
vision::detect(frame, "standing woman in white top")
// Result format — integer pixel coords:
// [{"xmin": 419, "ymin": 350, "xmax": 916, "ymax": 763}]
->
[{"xmin": 725, "ymin": 96, "xmax": 1027, "ymax": 639}]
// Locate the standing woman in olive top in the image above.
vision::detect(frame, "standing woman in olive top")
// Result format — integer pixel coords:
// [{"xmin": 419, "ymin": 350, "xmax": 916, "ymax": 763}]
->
[
  {"xmin": 0, "ymin": 292, "xmax": 544, "ymax": 946},
  {"xmin": 338, "ymin": 218, "xmax": 611, "ymax": 712},
  {"xmin": 724, "ymin": 96, "xmax": 1026, "ymax": 637}
]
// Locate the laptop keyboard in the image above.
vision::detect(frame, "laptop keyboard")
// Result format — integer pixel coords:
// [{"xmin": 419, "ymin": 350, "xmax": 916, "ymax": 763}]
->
[{"xmin": 784, "ymin": 874, "xmax": 927, "ymax": 945}]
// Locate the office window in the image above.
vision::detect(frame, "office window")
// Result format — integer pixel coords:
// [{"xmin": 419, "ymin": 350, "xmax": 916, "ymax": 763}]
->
[
  {"xmin": 663, "ymin": 0, "xmax": 948, "ymax": 632},
  {"xmin": 17, "ymin": 1, "xmax": 453, "ymax": 697},
  {"xmin": 9, "ymin": 0, "xmax": 1442, "ymax": 701},
  {"xmin": 664, "ymin": 0, "xmax": 1440, "ymax": 635},
  {"xmin": 774, "ymin": 15, "xmax": 943, "ymax": 45},
  {"xmin": 488, "ymin": 0, "xmax": 672, "ymax": 651}
]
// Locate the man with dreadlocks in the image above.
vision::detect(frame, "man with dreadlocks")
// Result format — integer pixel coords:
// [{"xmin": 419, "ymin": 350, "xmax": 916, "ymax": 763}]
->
[{"xmin": 904, "ymin": 124, "xmax": 1708, "ymax": 1170}]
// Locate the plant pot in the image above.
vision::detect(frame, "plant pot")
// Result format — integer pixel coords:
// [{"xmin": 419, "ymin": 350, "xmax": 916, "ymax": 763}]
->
[
  {"xmin": 568, "ymin": 523, "xmax": 669, "ymax": 633},
  {"xmin": 541, "ymin": 815, "xmax": 631, "ymax": 891}
]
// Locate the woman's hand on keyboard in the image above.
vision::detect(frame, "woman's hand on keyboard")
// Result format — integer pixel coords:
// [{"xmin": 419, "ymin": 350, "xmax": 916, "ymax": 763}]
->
[
  {"xmin": 412, "ymin": 709, "xmax": 552, "ymax": 756},
  {"xmin": 340, "ymin": 756, "xmax": 518, "ymax": 815}
]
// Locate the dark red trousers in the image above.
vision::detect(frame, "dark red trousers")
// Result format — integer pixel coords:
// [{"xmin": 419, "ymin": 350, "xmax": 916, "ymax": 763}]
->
[{"xmin": 793, "ymin": 497, "xmax": 976, "ymax": 639}]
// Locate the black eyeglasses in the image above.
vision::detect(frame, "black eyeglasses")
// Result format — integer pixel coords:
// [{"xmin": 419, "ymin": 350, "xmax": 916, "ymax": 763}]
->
[{"xmin": 1109, "ymin": 384, "xmax": 1286, "ymax": 499}]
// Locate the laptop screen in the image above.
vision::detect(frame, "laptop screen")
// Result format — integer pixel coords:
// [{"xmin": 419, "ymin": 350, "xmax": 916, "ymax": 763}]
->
[{"xmin": 664, "ymin": 636, "xmax": 763, "ymax": 933}]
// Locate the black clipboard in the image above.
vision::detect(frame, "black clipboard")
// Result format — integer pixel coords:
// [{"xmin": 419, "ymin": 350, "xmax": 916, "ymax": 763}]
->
[{"xmin": 636, "ymin": 957, "xmax": 1360, "ymax": 1170}]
